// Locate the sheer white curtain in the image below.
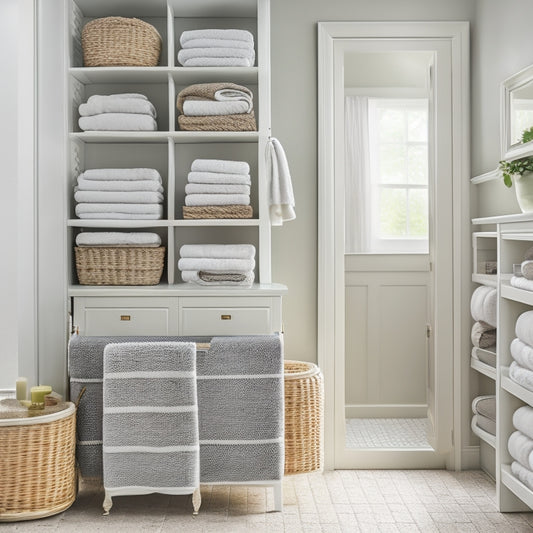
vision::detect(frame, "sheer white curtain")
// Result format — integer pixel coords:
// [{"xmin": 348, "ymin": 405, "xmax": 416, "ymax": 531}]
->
[{"xmin": 344, "ymin": 96, "xmax": 370, "ymax": 253}]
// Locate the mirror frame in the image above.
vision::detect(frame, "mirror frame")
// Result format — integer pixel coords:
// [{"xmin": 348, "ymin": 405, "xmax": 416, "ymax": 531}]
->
[{"xmin": 501, "ymin": 64, "xmax": 533, "ymax": 160}]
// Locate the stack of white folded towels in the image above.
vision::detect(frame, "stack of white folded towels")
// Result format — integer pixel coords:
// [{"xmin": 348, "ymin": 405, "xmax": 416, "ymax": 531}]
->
[
  {"xmin": 470, "ymin": 285, "xmax": 497, "ymax": 367},
  {"xmin": 178, "ymin": 244, "xmax": 255, "ymax": 287},
  {"xmin": 75, "ymin": 232, "xmax": 162, "ymax": 248},
  {"xmin": 183, "ymin": 159, "xmax": 252, "ymax": 218},
  {"xmin": 471, "ymin": 395, "xmax": 496, "ymax": 436},
  {"xmin": 78, "ymin": 93, "xmax": 157, "ymax": 131},
  {"xmin": 509, "ymin": 406, "xmax": 533, "ymax": 491},
  {"xmin": 178, "ymin": 29, "xmax": 255, "ymax": 67},
  {"xmin": 510, "ymin": 246, "xmax": 533, "ymax": 292},
  {"xmin": 74, "ymin": 168, "xmax": 164, "ymax": 220},
  {"xmin": 509, "ymin": 310, "xmax": 533, "ymax": 392}
]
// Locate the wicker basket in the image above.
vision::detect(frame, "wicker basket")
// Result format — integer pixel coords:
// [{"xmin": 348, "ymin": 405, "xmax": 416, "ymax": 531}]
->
[
  {"xmin": 75, "ymin": 247, "xmax": 165, "ymax": 286},
  {"xmin": 284, "ymin": 360, "xmax": 324, "ymax": 475},
  {"xmin": 82, "ymin": 17, "xmax": 162, "ymax": 67},
  {"xmin": 0, "ymin": 404, "xmax": 77, "ymax": 522}
]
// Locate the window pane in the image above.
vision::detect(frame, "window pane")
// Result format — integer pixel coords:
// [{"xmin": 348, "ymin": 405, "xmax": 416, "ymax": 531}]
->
[
  {"xmin": 407, "ymin": 109, "xmax": 427, "ymax": 142},
  {"xmin": 379, "ymin": 188, "xmax": 407, "ymax": 237},
  {"xmin": 408, "ymin": 188, "xmax": 428, "ymax": 236},
  {"xmin": 378, "ymin": 108, "xmax": 405, "ymax": 143},
  {"xmin": 407, "ymin": 145, "xmax": 428, "ymax": 184},
  {"xmin": 379, "ymin": 143, "xmax": 406, "ymax": 184}
]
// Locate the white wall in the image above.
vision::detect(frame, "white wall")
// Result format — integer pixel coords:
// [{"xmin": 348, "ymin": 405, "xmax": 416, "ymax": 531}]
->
[{"xmin": 0, "ymin": 0, "xmax": 19, "ymax": 389}]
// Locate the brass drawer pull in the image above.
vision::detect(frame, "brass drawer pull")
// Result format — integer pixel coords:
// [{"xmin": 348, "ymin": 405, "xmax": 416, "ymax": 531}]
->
[
  {"xmin": 221, "ymin": 314, "xmax": 232, "ymax": 320},
  {"xmin": 120, "ymin": 315, "xmax": 131, "ymax": 321}
]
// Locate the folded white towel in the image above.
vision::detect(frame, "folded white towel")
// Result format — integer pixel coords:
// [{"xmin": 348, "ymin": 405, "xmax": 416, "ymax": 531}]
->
[
  {"xmin": 180, "ymin": 29, "xmax": 254, "ymax": 46},
  {"xmin": 470, "ymin": 285, "xmax": 497, "ymax": 328},
  {"xmin": 74, "ymin": 190, "xmax": 163, "ymax": 204},
  {"xmin": 179, "ymin": 244, "xmax": 255, "ymax": 260},
  {"xmin": 511, "ymin": 275, "xmax": 533, "ymax": 292},
  {"xmin": 182, "ymin": 100, "xmax": 251, "ymax": 116},
  {"xmin": 509, "ymin": 361, "xmax": 533, "ymax": 393},
  {"xmin": 508, "ymin": 431, "xmax": 533, "ymax": 470},
  {"xmin": 511, "ymin": 461, "xmax": 533, "ymax": 492},
  {"xmin": 266, "ymin": 137, "xmax": 296, "ymax": 226},
  {"xmin": 76, "ymin": 232, "xmax": 161, "ymax": 247},
  {"xmin": 185, "ymin": 183, "xmax": 250, "ymax": 195},
  {"xmin": 79, "ymin": 97, "xmax": 156, "ymax": 118},
  {"xmin": 178, "ymin": 257, "xmax": 255, "ymax": 273},
  {"xmin": 87, "ymin": 93, "xmax": 148, "ymax": 103},
  {"xmin": 187, "ymin": 171, "xmax": 251, "ymax": 185},
  {"xmin": 76, "ymin": 213, "xmax": 162, "ymax": 220},
  {"xmin": 513, "ymin": 405, "xmax": 533, "ymax": 441},
  {"xmin": 79, "ymin": 113, "xmax": 157, "ymax": 131},
  {"xmin": 178, "ymin": 46, "xmax": 255, "ymax": 64},
  {"xmin": 76, "ymin": 178, "xmax": 163, "ymax": 193},
  {"xmin": 184, "ymin": 194, "xmax": 250, "ymax": 206},
  {"xmin": 182, "ymin": 38, "xmax": 254, "ymax": 50},
  {"xmin": 181, "ymin": 270, "xmax": 254, "ymax": 287},
  {"xmin": 76, "ymin": 203, "xmax": 163, "ymax": 216},
  {"xmin": 181, "ymin": 57, "xmax": 253, "ymax": 67},
  {"xmin": 79, "ymin": 168, "xmax": 162, "ymax": 182},
  {"xmin": 516, "ymin": 310, "xmax": 533, "ymax": 347},
  {"xmin": 511, "ymin": 338, "xmax": 533, "ymax": 372},
  {"xmin": 191, "ymin": 159, "xmax": 250, "ymax": 175}
]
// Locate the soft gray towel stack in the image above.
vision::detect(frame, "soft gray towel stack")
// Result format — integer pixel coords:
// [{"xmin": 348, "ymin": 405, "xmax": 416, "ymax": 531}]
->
[{"xmin": 471, "ymin": 395, "xmax": 495, "ymax": 436}]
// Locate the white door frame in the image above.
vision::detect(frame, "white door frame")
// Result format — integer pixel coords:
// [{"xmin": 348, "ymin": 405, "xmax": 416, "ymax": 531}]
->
[{"xmin": 317, "ymin": 22, "xmax": 470, "ymax": 470}]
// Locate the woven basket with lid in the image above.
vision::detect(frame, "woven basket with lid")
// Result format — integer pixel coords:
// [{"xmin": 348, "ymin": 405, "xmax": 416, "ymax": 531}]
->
[{"xmin": 82, "ymin": 17, "xmax": 162, "ymax": 67}]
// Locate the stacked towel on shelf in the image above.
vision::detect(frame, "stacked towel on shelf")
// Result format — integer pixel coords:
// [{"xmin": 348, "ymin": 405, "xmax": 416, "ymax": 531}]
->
[
  {"xmin": 176, "ymin": 83, "xmax": 256, "ymax": 131},
  {"xmin": 471, "ymin": 395, "xmax": 496, "ymax": 436},
  {"xmin": 510, "ymin": 406, "xmax": 533, "ymax": 491},
  {"xmin": 470, "ymin": 285, "xmax": 497, "ymax": 367},
  {"xmin": 74, "ymin": 168, "xmax": 164, "ymax": 219},
  {"xmin": 183, "ymin": 159, "xmax": 252, "ymax": 219},
  {"xmin": 178, "ymin": 244, "xmax": 255, "ymax": 287},
  {"xmin": 178, "ymin": 29, "xmax": 255, "ymax": 67},
  {"xmin": 470, "ymin": 285, "xmax": 497, "ymax": 328},
  {"xmin": 510, "ymin": 246, "xmax": 533, "ymax": 291},
  {"xmin": 78, "ymin": 93, "xmax": 157, "ymax": 131},
  {"xmin": 509, "ymin": 311, "xmax": 533, "ymax": 392},
  {"xmin": 75, "ymin": 232, "xmax": 162, "ymax": 248}
]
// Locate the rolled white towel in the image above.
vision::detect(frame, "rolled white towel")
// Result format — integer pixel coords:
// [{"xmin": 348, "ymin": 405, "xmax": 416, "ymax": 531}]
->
[
  {"xmin": 191, "ymin": 159, "xmax": 250, "ymax": 175},
  {"xmin": 508, "ymin": 431, "xmax": 533, "ymax": 470},
  {"xmin": 516, "ymin": 310, "xmax": 533, "ymax": 346},
  {"xmin": 522, "ymin": 260, "xmax": 533, "ymax": 280},
  {"xmin": 511, "ymin": 461, "xmax": 533, "ymax": 492},
  {"xmin": 181, "ymin": 270, "xmax": 254, "ymax": 287},
  {"xmin": 79, "ymin": 97, "xmax": 156, "ymax": 118},
  {"xmin": 74, "ymin": 190, "xmax": 163, "ymax": 204},
  {"xmin": 75, "ymin": 203, "xmax": 163, "ymax": 216},
  {"xmin": 185, "ymin": 194, "xmax": 250, "ymax": 206},
  {"xmin": 511, "ymin": 275, "xmax": 533, "ymax": 292},
  {"xmin": 87, "ymin": 93, "xmax": 148, "ymax": 103},
  {"xmin": 178, "ymin": 257, "xmax": 255, "ymax": 273},
  {"xmin": 77, "ymin": 178, "xmax": 163, "ymax": 193},
  {"xmin": 179, "ymin": 244, "xmax": 255, "ymax": 260},
  {"xmin": 513, "ymin": 405, "xmax": 533, "ymax": 441},
  {"xmin": 182, "ymin": 100, "xmax": 251, "ymax": 116},
  {"xmin": 78, "ymin": 113, "xmax": 157, "ymax": 131},
  {"xmin": 185, "ymin": 183, "xmax": 250, "ymax": 195},
  {"xmin": 182, "ymin": 38, "xmax": 254, "ymax": 50},
  {"xmin": 181, "ymin": 57, "xmax": 253, "ymax": 67},
  {"xmin": 75, "ymin": 232, "xmax": 161, "ymax": 247},
  {"xmin": 511, "ymin": 338, "xmax": 533, "ymax": 372},
  {"xmin": 187, "ymin": 171, "xmax": 251, "ymax": 185},
  {"xmin": 509, "ymin": 361, "xmax": 533, "ymax": 393},
  {"xmin": 180, "ymin": 29, "xmax": 254, "ymax": 46},
  {"xmin": 470, "ymin": 285, "xmax": 497, "ymax": 328},
  {"xmin": 79, "ymin": 168, "xmax": 161, "ymax": 182},
  {"xmin": 178, "ymin": 46, "xmax": 255, "ymax": 64}
]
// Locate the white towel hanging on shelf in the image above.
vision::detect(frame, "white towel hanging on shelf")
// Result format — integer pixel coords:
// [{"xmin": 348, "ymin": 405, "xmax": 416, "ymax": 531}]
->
[{"xmin": 266, "ymin": 137, "xmax": 295, "ymax": 226}]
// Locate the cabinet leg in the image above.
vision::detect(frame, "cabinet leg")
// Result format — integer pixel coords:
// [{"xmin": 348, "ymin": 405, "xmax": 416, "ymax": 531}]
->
[
  {"xmin": 192, "ymin": 486, "xmax": 201, "ymax": 515},
  {"xmin": 273, "ymin": 482, "xmax": 283, "ymax": 512},
  {"xmin": 103, "ymin": 492, "xmax": 113, "ymax": 515}
]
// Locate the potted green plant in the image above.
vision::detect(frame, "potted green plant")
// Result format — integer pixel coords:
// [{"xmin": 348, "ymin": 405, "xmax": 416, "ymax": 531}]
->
[{"xmin": 499, "ymin": 127, "xmax": 533, "ymax": 212}]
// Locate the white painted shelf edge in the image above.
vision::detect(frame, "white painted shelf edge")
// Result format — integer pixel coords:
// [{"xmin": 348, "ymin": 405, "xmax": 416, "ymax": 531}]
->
[
  {"xmin": 471, "ymin": 416, "xmax": 496, "ymax": 449},
  {"xmin": 69, "ymin": 131, "xmax": 260, "ymax": 144},
  {"xmin": 471, "ymin": 168, "xmax": 500, "ymax": 185},
  {"xmin": 68, "ymin": 219, "xmax": 260, "ymax": 228},
  {"xmin": 501, "ymin": 282, "xmax": 533, "ymax": 306},
  {"xmin": 472, "ymin": 212, "xmax": 533, "ymax": 225},
  {"xmin": 470, "ymin": 353, "xmax": 496, "ymax": 380},
  {"xmin": 501, "ymin": 464, "xmax": 533, "ymax": 510},
  {"xmin": 501, "ymin": 367, "xmax": 533, "ymax": 408},
  {"xmin": 472, "ymin": 273, "xmax": 497, "ymax": 287}
]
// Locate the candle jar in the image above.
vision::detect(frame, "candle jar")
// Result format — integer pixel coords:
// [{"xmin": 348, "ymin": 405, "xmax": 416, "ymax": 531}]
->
[{"xmin": 30, "ymin": 386, "xmax": 52, "ymax": 407}]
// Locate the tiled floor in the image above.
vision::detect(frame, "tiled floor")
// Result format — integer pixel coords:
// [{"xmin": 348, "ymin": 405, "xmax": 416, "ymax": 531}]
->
[
  {"xmin": 4, "ymin": 470, "xmax": 533, "ymax": 532},
  {"xmin": 345, "ymin": 418, "xmax": 432, "ymax": 449}
]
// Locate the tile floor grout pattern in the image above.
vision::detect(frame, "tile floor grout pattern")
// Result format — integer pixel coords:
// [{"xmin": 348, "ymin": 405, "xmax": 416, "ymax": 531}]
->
[
  {"xmin": 345, "ymin": 418, "xmax": 433, "ymax": 449},
  {"xmin": 4, "ymin": 470, "xmax": 533, "ymax": 532}
]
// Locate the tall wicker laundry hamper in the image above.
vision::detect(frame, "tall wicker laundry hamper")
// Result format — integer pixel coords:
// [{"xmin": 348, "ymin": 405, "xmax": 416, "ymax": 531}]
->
[{"xmin": 284, "ymin": 360, "xmax": 324, "ymax": 475}]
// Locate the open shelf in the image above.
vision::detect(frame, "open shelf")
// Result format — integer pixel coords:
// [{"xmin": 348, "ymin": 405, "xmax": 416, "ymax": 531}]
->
[
  {"xmin": 68, "ymin": 220, "xmax": 171, "ymax": 228},
  {"xmin": 501, "ymin": 464, "xmax": 533, "ymax": 511},
  {"xmin": 501, "ymin": 367, "xmax": 533, "ymax": 407},
  {"xmin": 501, "ymin": 281, "xmax": 533, "ymax": 306},
  {"xmin": 471, "ymin": 416, "xmax": 496, "ymax": 449},
  {"xmin": 70, "ymin": 131, "xmax": 259, "ymax": 144},
  {"xmin": 472, "ymin": 273, "xmax": 497, "ymax": 287},
  {"xmin": 471, "ymin": 353, "xmax": 496, "ymax": 380}
]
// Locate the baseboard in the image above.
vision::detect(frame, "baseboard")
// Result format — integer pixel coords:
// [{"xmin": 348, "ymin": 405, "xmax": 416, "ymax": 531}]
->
[
  {"xmin": 345, "ymin": 404, "xmax": 428, "ymax": 418},
  {"xmin": 461, "ymin": 445, "xmax": 481, "ymax": 470}
]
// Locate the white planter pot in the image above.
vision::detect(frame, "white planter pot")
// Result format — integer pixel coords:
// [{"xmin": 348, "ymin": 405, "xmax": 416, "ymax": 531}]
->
[{"xmin": 515, "ymin": 171, "xmax": 533, "ymax": 212}]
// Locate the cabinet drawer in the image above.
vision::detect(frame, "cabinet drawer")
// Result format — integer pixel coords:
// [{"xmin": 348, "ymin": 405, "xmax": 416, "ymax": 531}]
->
[
  {"xmin": 84, "ymin": 307, "xmax": 169, "ymax": 336},
  {"xmin": 180, "ymin": 307, "xmax": 271, "ymax": 335}
]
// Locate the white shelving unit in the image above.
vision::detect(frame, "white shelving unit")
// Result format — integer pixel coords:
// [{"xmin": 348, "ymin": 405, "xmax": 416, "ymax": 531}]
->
[
  {"xmin": 66, "ymin": 0, "xmax": 287, "ymax": 335},
  {"xmin": 472, "ymin": 214, "xmax": 533, "ymax": 512}
]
